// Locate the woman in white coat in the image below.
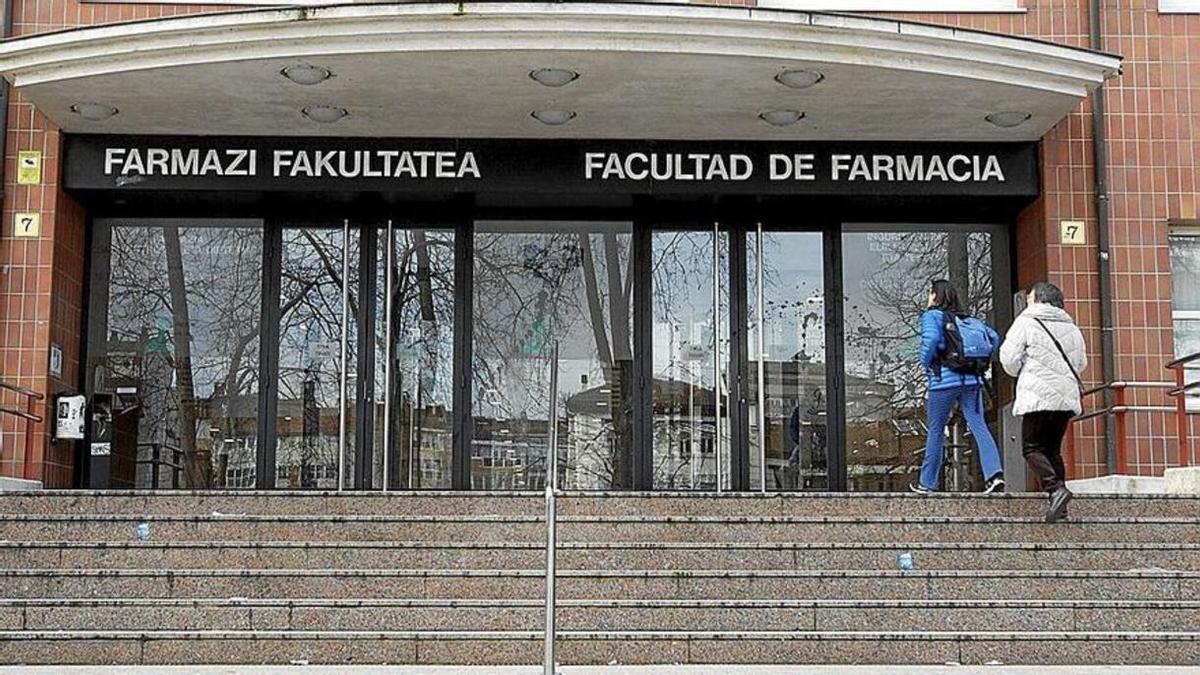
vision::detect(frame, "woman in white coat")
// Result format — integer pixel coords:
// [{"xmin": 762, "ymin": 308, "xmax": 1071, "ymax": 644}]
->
[{"xmin": 1000, "ymin": 282, "xmax": 1087, "ymax": 523}]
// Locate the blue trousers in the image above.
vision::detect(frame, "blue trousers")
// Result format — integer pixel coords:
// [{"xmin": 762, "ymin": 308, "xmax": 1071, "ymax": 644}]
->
[{"xmin": 919, "ymin": 385, "xmax": 1003, "ymax": 491}]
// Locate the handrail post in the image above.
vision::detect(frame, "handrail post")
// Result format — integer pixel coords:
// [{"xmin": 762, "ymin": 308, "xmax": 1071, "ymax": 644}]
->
[
  {"xmin": 1174, "ymin": 367, "xmax": 1191, "ymax": 468},
  {"xmin": 1063, "ymin": 420, "xmax": 1076, "ymax": 481},
  {"xmin": 1113, "ymin": 386, "xmax": 1128, "ymax": 475},
  {"xmin": 543, "ymin": 341, "xmax": 559, "ymax": 675}
]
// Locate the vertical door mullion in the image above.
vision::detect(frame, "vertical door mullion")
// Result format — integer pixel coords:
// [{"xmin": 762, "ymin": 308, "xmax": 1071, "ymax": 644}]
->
[
  {"xmin": 631, "ymin": 199, "xmax": 654, "ymax": 490},
  {"xmin": 824, "ymin": 223, "xmax": 848, "ymax": 492},
  {"xmin": 354, "ymin": 221, "xmax": 378, "ymax": 490},
  {"xmin": 84, "ymin": 219, "xmax": 113, "ymax": 488},
  {"xmin": 727, "ymin": 221, "xmax": 750, "ymax": 492},
  {"xmin": 257, "ymin": 219, "xmax": 283, "ymax": 490},
  {"xmin": 452, "ymin": 200, "xmax": 475, "ymax": 490},
  {"xmin": 754, "ymin": 222, "xmax": 766, "ymax": 493},
  {"xmin": 382, "ymin": 221, "xmax": 394, "ymax": 491}
]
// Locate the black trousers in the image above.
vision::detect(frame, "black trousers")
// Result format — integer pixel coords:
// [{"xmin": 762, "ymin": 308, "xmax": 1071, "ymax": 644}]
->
[{"xmin": 1022, "ymin": 410, "xmax": 1073, "ymax": 493}]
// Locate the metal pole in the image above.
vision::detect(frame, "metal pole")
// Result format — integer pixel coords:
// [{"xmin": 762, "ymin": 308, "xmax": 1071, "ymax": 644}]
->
[
  {"xmin": 338, "ymin": 219, "xmax": 350, "ymax": 492},
  {"xmin": 712, "ymin": 222, "xmax": 723, "ymax": 492},
  {"xmin": 383, "ymin": 221, "xmax": 394, "ymax": 492},
  {"xmin": 755, "ymin": 223, "xmax": 767, "ymax": 492},
  {"xmin": 543, "ymin": 341, "xmax": 560, "ymax": 675}
]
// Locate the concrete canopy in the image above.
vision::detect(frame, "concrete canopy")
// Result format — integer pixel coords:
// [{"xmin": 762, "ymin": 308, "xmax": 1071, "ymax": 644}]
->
[{"xmin": 0, "ymin": 2, "xmax": 1121, "ymax": 140}]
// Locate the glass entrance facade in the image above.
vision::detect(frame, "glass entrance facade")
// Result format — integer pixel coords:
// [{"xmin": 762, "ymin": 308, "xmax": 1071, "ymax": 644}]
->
[{"xmin": 85, "ymin": 214, "xmax": 1009, "ymax": 491}]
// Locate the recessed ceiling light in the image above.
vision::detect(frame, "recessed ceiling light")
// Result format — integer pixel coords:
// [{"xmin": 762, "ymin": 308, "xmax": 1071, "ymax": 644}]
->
[
  {"xmin": 529, "ymin": 68, "xmax": 579, "ymax": 87},
  {"xmin": 69, "ymin": 102, "xmax": 118, "ymax": 121},
  {"xmin": 775, "ymin": 69, "xmax": 824, "ymax": 89},
  {"xmin": 985, "ymin": 111, "xmax": 1032, "ymax": 128},
  {"xmin": 302, "ymin": 105, "xmax": 348, "ymax": 123},
  {"xmin": 759, "ymin": 110, "xmax": 805, "ymax": 126},
  {"xmin": 282, "ymin": 64, "xmax": 333, "ymax": 86},
  {"xmin": 531, "ymin": 110, "xmax": 576, "ymax": 125}
]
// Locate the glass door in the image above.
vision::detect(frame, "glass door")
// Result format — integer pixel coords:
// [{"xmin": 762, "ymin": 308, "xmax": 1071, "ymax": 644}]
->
[
  {"xmin": 471, "ymin": 221, "xmax": 635, "ymax": 490},
  {"xmin": 651, "ymin": 226, "xmax": 731, "ymax": 490},
  {"xmin": 841, "ymin": 226, "xmax": 1003, "ymax": 492},
  {"xmin": 374, "ymin": 223, "xmax": 456, "ymax": 489},
  {"xmin": 747, "ymin": 228, "xmax": 828, "ymax": 490},
  {"xmin": 274, "ymin": 222, "xmax": 359, "ymax": 489}
]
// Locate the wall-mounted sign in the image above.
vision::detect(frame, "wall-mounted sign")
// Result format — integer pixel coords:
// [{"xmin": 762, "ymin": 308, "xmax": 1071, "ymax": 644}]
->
[
  {"xmin": 49, "ymin": 344, "xmax": 63, "ymax": 378},
  {"xmin": 17, "ymin": 150, "xmax": 42, "ymax": 185},
  {"xmin": 13, "ymin": 212, "xmax": 39, "ymax": 238},
  {"xmin": 1060, "ymin": 220, "xmax": 1086, "ymax": 245},
  {"xmin": 63, "ymin": 134, "xmax": 1040, "ymax": 197}
]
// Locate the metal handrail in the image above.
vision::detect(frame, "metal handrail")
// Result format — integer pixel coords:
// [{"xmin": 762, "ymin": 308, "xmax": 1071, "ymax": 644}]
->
[
  {"xmin": 0, "ymin": 405, "xmax": 41, "ymax": 422},
  {"xmin": 0, "ymin": 381, "xmax": 44, "ymax": 400},
  {"xmin": 1166, "ymin": 352, "xmax": 1200, "ymax": 370},
  {"xmin": 0, "ymin": 379, "xmax": 46, "ymax": 482},
  {"xmin": 1067, "ymin": 379, "xmax": 1181, "ymax": 479},
  {"xmin": 1165, "ymin": 350, "xmax": 1200, "ymax": 468}
]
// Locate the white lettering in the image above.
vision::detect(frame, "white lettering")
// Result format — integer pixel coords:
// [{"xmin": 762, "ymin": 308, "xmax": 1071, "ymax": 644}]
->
[
  {"xmin": 982, "ymin": 155, "xmax": 1005, "ymax": 182},
  {"xmin": 105, "ymin": 148, "xmax": 126, "ymax": 175},
  {"xmin": 831, "ymin": 155, "xmax": 852, "ymax": 181},
  {"xmin": 770, "ymin": 154, "xmax": 791, "ymax": 180},
  {"xmin": 459, "ymin": 152, "xmax": 481, "ymax": 179}
]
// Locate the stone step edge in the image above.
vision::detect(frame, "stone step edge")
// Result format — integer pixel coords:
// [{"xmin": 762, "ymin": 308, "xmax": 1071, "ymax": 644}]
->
[
  {"xmin": 1, "ymin": 568, "xmax": 1195, "ymax": 579},
  {"xmin": 3, "ymin": 630, "xmax": 1200, "ymax": 642},
  {"xmin": 3, "ymin": 540, "xmax": 1199, "ymax": 551},
  {"xmin": 4, "ymin": 598, "xmax": 1199, "ymax": 609},
  {"xmin": 4, "ymin": 515, "xmax": 1198, "ymax": 524},
  {"xmin": 4, "ymin": 490, "xmax": 1198, "ymax": 501}
]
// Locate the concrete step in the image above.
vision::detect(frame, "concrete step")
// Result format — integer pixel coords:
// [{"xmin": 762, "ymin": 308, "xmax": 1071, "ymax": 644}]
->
[
  {"xmin": 1, "ymin": 630, "xmax": 1199, "ymax": 665},
  {"xmin": 0, "ymin": 568, "xmax": 1194, "ymax": 601},
  {"xmin": 5, "ymin": 515, "xmax": 1200, "ymax": 544},
  {"xmin": 3, "ymin": 598, "xmax": 1197, "ymax": 633},
  {"xmin": 558, "ymin": 494, "xmax": 1200, "ymax": 519},
  {"xmin": 2, "ymin": 491, "xmax": 1197, "ymax": 519},
  {"xmin": 2, "ymin": 541, "xmax": 1198, "ymax": 571},
  {"xmin": 0, "ymin": 492, "xmax": 544, "ymax": 517},
  {"xmin": 0, "ymin": 514, "xmax": 544, "ymax": 542}
]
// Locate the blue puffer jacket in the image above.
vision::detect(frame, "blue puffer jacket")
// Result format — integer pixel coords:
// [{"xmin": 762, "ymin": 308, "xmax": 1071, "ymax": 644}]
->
[{"xmin": 918, "ymin": 309, "xmax": 999, "ymax": 392}]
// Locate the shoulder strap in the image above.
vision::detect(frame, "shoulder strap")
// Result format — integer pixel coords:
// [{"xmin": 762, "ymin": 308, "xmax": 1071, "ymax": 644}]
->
[{"xmin": 1032, "ymin": 317, "xmax": 1084, "ymax": 393}]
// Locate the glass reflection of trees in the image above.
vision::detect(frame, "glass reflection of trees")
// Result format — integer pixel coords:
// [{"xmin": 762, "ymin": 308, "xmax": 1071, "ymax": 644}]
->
[
  {"xmin": 105, "ymin": 225, "xmax": 262, "ymax": 488},
  {"xmin": 275, "ymin": 228, "xmax": 360, "ymax": 489},
  {"xmin": 376, "ymin": 230, "xmax": 455, "ymax": 489},
  {"xmin": 842, "ymin": 231, "xmax": 993, "ymax": 492},
  {"xmin": 472, "ymin": 226, "xmax": 633, "ymax": 490}
]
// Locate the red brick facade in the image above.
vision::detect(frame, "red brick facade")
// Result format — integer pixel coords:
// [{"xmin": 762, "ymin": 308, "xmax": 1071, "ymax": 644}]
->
[{"xmin": 1, "ymin": 0, "xmax": 1197, "ymax": 486}]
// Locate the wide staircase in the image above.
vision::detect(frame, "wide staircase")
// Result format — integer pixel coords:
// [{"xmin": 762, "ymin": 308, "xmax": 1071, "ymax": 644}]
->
[{"xmin": 1, "ymin": 490, "xmax": 1199, "ymax": 666}]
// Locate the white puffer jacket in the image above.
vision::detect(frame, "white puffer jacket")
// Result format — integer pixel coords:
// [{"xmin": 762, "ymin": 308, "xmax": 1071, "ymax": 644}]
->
[{"xmin": 1000, "ymin": 303, "xmax": 1088, "ymax": 415}]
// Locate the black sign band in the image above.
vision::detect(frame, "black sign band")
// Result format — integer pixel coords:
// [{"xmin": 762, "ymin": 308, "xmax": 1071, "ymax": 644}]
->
[{"xmin": 64, "ymin": 135, "xmax": 1039, "ymax": 197}]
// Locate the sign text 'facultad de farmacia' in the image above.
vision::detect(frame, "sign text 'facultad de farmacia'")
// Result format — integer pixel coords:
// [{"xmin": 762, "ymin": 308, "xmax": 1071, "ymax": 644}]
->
[{"xmin": 101, "ymin": 147, "xmax": 1009, "ymax": 184}]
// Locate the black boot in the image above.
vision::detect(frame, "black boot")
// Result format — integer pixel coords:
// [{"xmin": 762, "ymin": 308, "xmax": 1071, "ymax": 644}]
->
[{"xmin": 1046, "ymin": 486, "xmax": 1073, "ymax": 523}]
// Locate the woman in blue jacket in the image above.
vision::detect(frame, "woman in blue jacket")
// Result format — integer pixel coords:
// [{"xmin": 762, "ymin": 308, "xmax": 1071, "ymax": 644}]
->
[{"xmin": 910, "ymin": 279, "xmax": 1005, "ymax": 494}]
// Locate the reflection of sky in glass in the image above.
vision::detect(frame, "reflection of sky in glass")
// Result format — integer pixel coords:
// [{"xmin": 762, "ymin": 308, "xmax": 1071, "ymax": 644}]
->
[
  {"xmin": 107, "ymin": 226, "xmax": 263, "ymax": 400},
  {"xmin": 375, "ymin": 230, "xmax": 455, "ymax": 408},
  {"xmin": 277, "ymin": 227, "xmax": 359, "ymax": 409},
  {"xmin": 751, "ymin": 232, "xmax": 825, "ymax": 363},
  {"xmin": 652, "ymin": 231, "xmax": 729, "ymax": 386},
  {"xmin": 473, "ymin": 228, "xmax": 631, "ymax": 422},
  {"xmin": 842, "ymin": 231, "xmax": 993, "ymax": 392}
]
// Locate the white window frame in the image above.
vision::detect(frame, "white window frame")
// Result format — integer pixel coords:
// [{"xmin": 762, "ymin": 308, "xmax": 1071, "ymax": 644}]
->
[
  {"xmin": 1169, "ymin": 229, "xmax": 1200, "ymax": 411},
  {"xmin": 755, "ymin": 0, "xmax": 1024, "ymax": 12},
  {"xmin": 1160, "ymin": 1, "xmax": 1200, "ymax": 13}
]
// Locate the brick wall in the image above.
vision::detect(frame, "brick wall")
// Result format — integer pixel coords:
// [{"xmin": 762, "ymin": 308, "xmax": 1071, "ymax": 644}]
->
[{"xmin": 0, "ymin": 0, "xmax": 1197, "ymax": 484}]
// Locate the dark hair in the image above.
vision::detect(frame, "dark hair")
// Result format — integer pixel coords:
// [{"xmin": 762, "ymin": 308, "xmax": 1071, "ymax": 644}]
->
[
  {"xmin": 1030, "ymin": 281, "xmax": 1065, "ymax": 309},
  {"xmin": 929, "ymin": 279, "xmax": 962, "ymax": 315}
]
